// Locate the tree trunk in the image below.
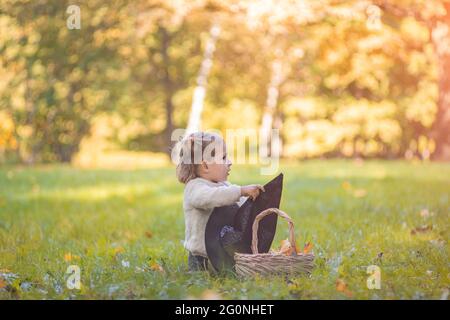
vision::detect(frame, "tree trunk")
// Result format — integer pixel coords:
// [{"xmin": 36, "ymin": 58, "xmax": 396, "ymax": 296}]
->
[
  {"xmin": 430, "ymin": 11, "xmax": 450, "ymax": 161},
  {"xmin": 185, "ymin": 23, "xmax": 220, "ymax": 136},
  {"xmin": 260, "ymin": 56, "xmax": 284, "ymax": 158},
  {"xmin": 160, "ymin": 27, "xmax": 175, "ymax": 153},
  {"xmin": 24, "ymin": 65, "xmax": 38, "ymax": 165}
]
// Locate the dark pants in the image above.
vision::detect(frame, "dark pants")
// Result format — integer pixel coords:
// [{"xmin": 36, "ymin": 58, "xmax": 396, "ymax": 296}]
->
[{"xmin": 188, "ymin": 252, "xmax": 209, "ymax": 271}]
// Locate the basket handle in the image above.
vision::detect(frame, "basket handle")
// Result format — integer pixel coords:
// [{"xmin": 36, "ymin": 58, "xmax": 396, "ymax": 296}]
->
[{"xmin": 251, "ymin": 208, "xmax": 298, "ymax": 255}]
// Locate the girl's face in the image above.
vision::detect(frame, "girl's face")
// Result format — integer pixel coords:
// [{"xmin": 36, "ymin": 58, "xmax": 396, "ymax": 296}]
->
[{"xmin": 198, "ymin": 142, "xmax": 232, "ymax": 183}]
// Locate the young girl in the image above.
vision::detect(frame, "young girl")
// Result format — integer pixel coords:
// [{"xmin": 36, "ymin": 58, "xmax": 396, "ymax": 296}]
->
[{"xmin": 176, "ymin": 131, "xmax": 265, "ymax": 272}]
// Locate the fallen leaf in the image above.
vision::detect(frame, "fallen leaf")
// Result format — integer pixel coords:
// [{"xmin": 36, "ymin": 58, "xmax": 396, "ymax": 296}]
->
[
  {"xmin": 411, "ymin": 225, "xmax": 432, "ymax": 235},
  {"xmin": 336, "ymin": 279, "xmax": 353, "ymax": 297},
  {"xmin": 64, "ymin": 253, "xmax": 80, "ymax": 262},
  {"xmin": 272, "ymin": 239, "xmax": 315, "ymax": 256},
  {"xmin": 149, "ymin": 262, "xmax": 164, "ymax": 273},
  {"xmin": 335, "ymin": 279, "xmax": 346, "ymax": 291},
  {"xmin": 64, "ymin": 253, "xmax": 72, "ymax": 262},
  {"xmin": 279, "ymin": 239, "xmax": 294, "ymax": 256},
  {"xmin": 302, "ymin": 242, "xmax": 313, "ymax": 254},
  {"xmin": 144, "ymin": 231, "xmax": 153, "ymax": 239}
]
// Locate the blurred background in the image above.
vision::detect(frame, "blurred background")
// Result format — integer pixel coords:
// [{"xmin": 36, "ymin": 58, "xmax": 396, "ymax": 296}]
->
[{"xmin": 1, "ymin": 0, "xmax": 449, "ymax": 167}]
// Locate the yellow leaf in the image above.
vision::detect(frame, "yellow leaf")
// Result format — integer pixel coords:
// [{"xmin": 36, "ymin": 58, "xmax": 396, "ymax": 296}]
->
[
  {"xmin": 64, "ymin": 253, "xmax": 72, "ymax": 262},
  {"xmin": 279, "ymin": 239, "xmax": 294, "ymax": 256},
  {"xmin": 303, "ymin": 242, "xmax": 313, "ymax": 254},
  {"xmin": 149, "ymin": 262, "xmax": 164, "ymax": 273},
  {"xmin": 64, "ymin": 253, "xmax": 80, "ymax": 262}
]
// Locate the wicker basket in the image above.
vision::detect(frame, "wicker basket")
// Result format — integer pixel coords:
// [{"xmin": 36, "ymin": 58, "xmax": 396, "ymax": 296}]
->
[{"xmin": 234, "ymin": 208, "xmax": 314, "ymax": 278}]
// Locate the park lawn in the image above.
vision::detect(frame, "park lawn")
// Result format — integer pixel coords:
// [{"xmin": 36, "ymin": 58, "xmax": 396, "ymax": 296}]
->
[{"xmin": 0, "ymin": 159, "xmax": 449, "ymax": 299}]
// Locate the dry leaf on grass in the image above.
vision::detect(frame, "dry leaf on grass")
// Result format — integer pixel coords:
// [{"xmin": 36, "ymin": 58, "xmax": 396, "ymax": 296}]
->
[
  {"xmin": 336, "ymin": 279, "xmax": 353, "ymax": 297},
  {"xmin": 411, "ymin": 225, "xmax": 432, "ymax": 235},
  {"xmin": 64, "ymin": 253, "xmax": 80, "ymax": 262},
  {"xmin": 272, "ymin": 239, "xmax": 314, "ymax": 256},
  {"xmin": 144, "ymin": 231, "xmax": 153, "ymax": 239},
  {"xmin": 302, "ymin": 242, "xmax": 313, "ymax": 254},
  {"xmin": 149, "ymin": 262, "xmax": 165, "ymax": 273},
  {"xmin": 279, "ymin": 239, "xmax": 295, "ymax": 255}
]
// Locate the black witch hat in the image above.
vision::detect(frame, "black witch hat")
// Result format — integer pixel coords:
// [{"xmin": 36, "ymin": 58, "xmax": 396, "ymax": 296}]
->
[{"xmin": 205, "ymin": 173, "xmax": 284, "ymax": 273}]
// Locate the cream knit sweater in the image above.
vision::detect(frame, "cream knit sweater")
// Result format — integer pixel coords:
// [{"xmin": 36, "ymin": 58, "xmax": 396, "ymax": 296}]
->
[{"xmin": 183, "ymin": 177, "xmax": 248, "ymax": 257}]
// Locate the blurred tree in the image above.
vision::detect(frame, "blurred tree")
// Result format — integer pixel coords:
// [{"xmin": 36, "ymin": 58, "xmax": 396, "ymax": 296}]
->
[
  {"xmin": 0, "ymin": 0, "xmax": 129, "ymax": 162},
  {"xmin": 280, "ymin": 0, "xmax": 441, "ymax": 159},
  {"xmin": 129, "ymin": 0, "xmax": 231, "ymax": 153},
  {"xmin": 374, "ymin": 0, "xmax": 450, "ymax": 160},
  {"xmin": 1, "ymin": 0, "xmax": 447, "ymax": 163}
]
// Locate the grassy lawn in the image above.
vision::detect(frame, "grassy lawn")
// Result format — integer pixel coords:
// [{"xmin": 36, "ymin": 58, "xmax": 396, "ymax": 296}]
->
[{"xmin": 0, "ymin": 160, "xmax": 449, "ymax": 299}]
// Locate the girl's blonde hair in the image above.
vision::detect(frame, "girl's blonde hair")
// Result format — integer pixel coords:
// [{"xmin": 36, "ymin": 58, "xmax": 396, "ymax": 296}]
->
[{"xmin": 175, "ymin": 131, "xmax": 223, "ymax": 184}]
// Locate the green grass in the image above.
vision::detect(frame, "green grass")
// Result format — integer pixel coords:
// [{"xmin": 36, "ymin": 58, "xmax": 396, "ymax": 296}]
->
[{"xmin": 0, "ymin": 160, "xmax": 449, "ymax": 299}]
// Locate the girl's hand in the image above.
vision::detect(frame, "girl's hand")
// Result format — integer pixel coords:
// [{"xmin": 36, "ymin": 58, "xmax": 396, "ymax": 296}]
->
[{"xmin": 240, "ymin": 184, "xmax": 265, "ymax": 201}]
